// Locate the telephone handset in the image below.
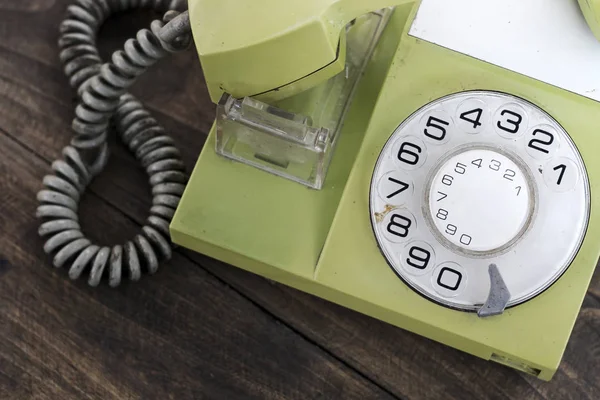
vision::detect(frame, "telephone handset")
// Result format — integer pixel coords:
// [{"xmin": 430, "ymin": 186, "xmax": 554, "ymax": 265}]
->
[
  {"xmin": 190, "ymin": 0, "xmax": 415, "ymax": 103},
  {"xmin": 37, "ymin": 0, "xmax": 600, "ymax": 381}
]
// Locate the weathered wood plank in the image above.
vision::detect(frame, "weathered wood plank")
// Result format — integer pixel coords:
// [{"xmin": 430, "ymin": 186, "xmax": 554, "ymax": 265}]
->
[{"xmin": 0, "ymin": 126, "xmax": 395, "ymax": 399}]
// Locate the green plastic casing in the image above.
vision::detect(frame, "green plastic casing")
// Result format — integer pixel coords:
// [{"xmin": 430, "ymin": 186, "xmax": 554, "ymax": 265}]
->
[
  {"xmin": 579, "ymin": 0, "xmax": 600, "ymax": 40},
  {"xmin": 172, "ymin": 3, "xmax": 600, "ymax": 380},
  {"xmin": 188, "ymin": 0, "xmax": 413, "ymax": 103}
]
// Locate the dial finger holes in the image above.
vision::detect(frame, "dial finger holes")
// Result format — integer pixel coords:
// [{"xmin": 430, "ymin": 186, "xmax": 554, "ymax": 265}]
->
[
  {"xmin": 494, "ymin": 103, "xmax": 529, "ymax": 139},
  {"xmin": 432, "ymin": 262, "xmax": 467, "ymax": 297},
  {"xmin": 543, "ymin": 157, "xmax": 579, "ymax": 192},
  {"xmin": 525, "ymin": 124, "xmax": 559, "ymax": 160},
  {"xmin": 456, "ymin": 98, "xmax": 489, "ymax": 134},
  {"xmin": 370, "ymin": 90, "xmax": 589, "ymax": 311},
  {"xmin": 420, "ymin": 109, "xmax": 453, "ymax": 145},
  {"xmin": 392, "ymin": 136, "xmax": 427, "ymax": 170},
  {"xmin": 400, "ymin": 241, "xmax": 435, "ymax": 276},
  {"xmin": 377, "ymin": 171, "xmax": 414, "ymax": 206},
  {"xmin": 380, "ymin": 209, "xmax": 417, "ymax": 243}
]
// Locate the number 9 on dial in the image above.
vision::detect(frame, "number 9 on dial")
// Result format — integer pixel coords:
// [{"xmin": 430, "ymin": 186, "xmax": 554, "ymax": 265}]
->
[{"xmin": 400, "ymin": 241, "xmax": 435, "ymax": 276}]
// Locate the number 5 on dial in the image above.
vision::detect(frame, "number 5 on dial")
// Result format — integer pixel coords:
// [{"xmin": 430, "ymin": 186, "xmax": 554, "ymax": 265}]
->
[{"xmin": 421, "ymin": 110, "xmax": 453, "ymax": 144}]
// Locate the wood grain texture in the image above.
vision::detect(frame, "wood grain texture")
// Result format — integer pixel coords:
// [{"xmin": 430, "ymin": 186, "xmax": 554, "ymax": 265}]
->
[
  {"xmin": 0, "ymin": 3, "xmax": 393, "ymax": 400},
  {"xmin": 0, "ymin": 1, "xmax": 599, "ymax": 399}
]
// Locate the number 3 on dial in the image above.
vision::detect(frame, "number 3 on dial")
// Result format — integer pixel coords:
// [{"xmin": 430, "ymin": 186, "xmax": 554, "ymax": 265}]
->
[{"xmin": 494, "ymin": 103, "xmax": 528, "ymax": 138}]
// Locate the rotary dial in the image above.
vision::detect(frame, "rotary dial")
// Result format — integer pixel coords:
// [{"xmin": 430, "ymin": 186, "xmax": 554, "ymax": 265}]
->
[{"xmin": 369, "ymin": 91, "xmax": 590, "ymax": 312}]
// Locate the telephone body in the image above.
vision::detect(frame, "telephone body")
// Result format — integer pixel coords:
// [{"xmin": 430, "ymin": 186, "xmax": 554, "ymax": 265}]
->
[{"xmin": 171, "ymin": 0, "xmax": 600, "ymax": 380}]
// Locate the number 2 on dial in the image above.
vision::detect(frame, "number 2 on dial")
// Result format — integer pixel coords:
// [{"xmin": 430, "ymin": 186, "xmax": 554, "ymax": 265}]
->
[{"xmin": 528, "ymin": 129, "xmax": 554, "ymax": 154}]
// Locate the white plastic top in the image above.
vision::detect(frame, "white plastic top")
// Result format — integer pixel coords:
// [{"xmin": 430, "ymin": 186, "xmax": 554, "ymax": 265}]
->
[{"xmin": 409, "ymin": 0, "xmax": 600, "ymax": 103}]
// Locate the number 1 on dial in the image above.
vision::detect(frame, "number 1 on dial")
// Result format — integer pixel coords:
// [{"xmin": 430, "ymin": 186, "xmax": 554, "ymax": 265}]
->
[
  {"xmin": 543, "ymin": 158, "xmax": 578, "ymax": 192},
  {"xmin": 553, "ymin": 164, "xmax": 566, "ymax": 185}
]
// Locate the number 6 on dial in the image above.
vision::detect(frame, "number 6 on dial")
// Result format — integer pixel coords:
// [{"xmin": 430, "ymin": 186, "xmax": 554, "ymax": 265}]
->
[{"xmin": 392, "ymin": 136, "xmax": 427, "ymax": 170}]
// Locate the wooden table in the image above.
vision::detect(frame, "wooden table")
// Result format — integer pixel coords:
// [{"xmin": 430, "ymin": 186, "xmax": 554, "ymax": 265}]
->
[{"xmin": 1, "ymin": 1, "xmax": 599, "ymax": 399}]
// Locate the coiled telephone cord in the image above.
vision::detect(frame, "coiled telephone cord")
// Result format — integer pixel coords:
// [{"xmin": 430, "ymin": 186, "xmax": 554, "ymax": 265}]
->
[{"xmin": 36, "ymin": 0, "xmax": 192, "ymax": 287}]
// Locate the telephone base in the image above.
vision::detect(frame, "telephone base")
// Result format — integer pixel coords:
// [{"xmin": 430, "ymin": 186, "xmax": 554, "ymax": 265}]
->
[{"xmin": 171, "ymin": 3, "xmax": 600, "ymax": 381}]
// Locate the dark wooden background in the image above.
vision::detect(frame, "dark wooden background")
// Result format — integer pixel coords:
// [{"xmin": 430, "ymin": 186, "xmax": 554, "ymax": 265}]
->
[{"xmin": 1, "ymin": 1, "xmax": 600, "ymax": 399}]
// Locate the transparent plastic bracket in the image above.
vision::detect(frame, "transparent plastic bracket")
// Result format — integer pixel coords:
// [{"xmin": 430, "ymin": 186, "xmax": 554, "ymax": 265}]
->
[{"xmin": 215, "ymin": 8, "xmax": 394, "ymax": 189}]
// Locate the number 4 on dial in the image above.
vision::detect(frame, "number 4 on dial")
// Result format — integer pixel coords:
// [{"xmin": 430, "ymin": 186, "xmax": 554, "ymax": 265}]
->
[
  {"xmin": 456, "ymin": 100, "xmax": 488, "ymax": 134},
  {"xmin": 460, "ymin": 108, "xmax": 483, "ymax": 129}
]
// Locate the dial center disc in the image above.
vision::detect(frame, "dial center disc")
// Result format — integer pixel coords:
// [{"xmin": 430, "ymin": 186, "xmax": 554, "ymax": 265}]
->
[{"xmin": 427, "ymin": 148, "xmax": 533, "ymax": 253}]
